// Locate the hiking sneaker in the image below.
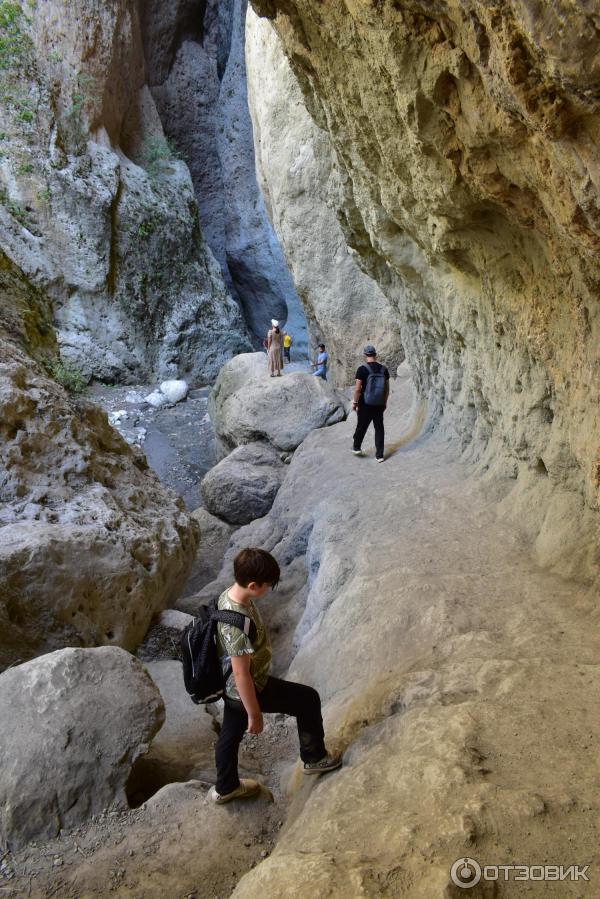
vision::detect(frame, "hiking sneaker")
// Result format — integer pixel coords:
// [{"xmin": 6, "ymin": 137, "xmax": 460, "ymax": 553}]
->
[
  {"xmin": 376, "ymin": 456, "xmax": 384, "ymax": 463},
  {"xmin": 209, "ymin": 778, "xmax": 260, "ymax": 804},
  {"xmin": 352, "ymin": 449, "xmax": 364, "ymax": 456},
  {"xmin": 302, "ymin": 754, "xmax": 343, "ymax": 775}
]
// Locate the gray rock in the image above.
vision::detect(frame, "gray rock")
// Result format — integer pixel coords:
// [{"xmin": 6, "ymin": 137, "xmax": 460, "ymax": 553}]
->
[
  {"xmin": 136, "ymin": 609, "xmax": 193, "ymax": 662},
  {"xmin": 200, "ymin": 442, "xmax": 285, "ymax": 525},
  {"xmin": 0, "ymin": 647, "xmax": 164, "ymax": 851},
  {"xmin": 180, "ymin": 508, "xmax": 235, "ymax": 600},
  {"xmin": 142, "ymin": 0, "xmax": 308, "ymax": 352},
  {"xmin": 0, "ymin": 0, "xmax": 251, "ymax": 386},
  {"xmin": 0, "ymin": 344, "xmax": 199, "ymax": 670},
  {"xmin": 246, "ymin": 10, "xmax": 403, "ymax": 384},
  {"xmin": 209, "ymin": 353, "xmax": 347, "ymax": 454}
]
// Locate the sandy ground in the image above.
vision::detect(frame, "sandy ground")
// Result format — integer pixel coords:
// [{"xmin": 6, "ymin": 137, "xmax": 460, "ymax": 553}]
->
[{"xmin": 3, "ymin": 373, "xmax": 598, "ymax": 897}]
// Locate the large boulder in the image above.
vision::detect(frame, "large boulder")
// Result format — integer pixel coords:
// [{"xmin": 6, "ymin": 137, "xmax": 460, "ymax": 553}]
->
[
  {"xmin": 180, "ymin": 507, "xmax": 235, "ymax": 598},
  {"xmin": 0, "ymin": 344, "xmax": 199, "ymax": 669},
  {"xmin": 209, "ymin": 352, "xmax": 347, "ymax": 454},
  {"xmin": 200, "ymin": 441, "xmax": 285, "ymax": 525},
  {"xmin": 0, "ymin": 647, "xmax": 164, "ymax": 851}
]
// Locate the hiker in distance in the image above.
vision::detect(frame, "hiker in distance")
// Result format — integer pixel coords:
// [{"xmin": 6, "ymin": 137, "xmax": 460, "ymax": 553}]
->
[
  {"xmin": 267, "ymin": 319, "xmax": 284, "ymax": 377},
  {"xmin": 283, "ymin": 328, "xmax": 293, "ymax": 363},
  {"xmin": 211, "ymin": 548, "xmax": 341, "ymax": 804},
  {"xmin": 352, "ymin": 344, "xmax": 390, "ymax": 463},
  {"xmin": 312, "ymin": 343, "xmax": 328, "ymax": 380}
]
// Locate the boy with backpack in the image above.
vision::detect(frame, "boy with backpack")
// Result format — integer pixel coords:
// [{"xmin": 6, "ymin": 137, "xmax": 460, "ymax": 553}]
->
[
  {"xmin": 207, "ymin": 548, "xmax": 341, "ymax": 803},
  {"xmin": 352, "ymin": 344, "xmax": 390, "ymax": 463}
]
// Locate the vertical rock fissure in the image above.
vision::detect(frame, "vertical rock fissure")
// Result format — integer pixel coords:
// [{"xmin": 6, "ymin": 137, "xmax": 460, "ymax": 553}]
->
[{"xmin": 140, "ymin": 0, "xmax": 309, "ymax": 352}]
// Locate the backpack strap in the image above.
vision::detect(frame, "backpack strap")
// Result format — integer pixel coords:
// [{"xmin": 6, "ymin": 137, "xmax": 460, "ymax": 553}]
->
[{"xmin": 211, "ymin": 609, "xmax": 257, "ymax": 643}]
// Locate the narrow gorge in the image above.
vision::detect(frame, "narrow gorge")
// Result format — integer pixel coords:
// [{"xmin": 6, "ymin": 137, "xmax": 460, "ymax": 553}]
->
[{"xmin": 1, "ymin": 1, "xmax": 599, "ymax": 897}]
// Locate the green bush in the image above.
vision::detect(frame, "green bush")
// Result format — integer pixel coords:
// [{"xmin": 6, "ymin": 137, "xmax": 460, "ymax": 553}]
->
[
  {"xmin": 47, "ymin": 357, "xmax": 88, "ymax": 394},
  {"xmin": 0, "ymin": 2, "xmax": 31, "ymax": 72},
  {"xmin": 141, "ymin": 135, "xmax": 182, "ymax": 178}
]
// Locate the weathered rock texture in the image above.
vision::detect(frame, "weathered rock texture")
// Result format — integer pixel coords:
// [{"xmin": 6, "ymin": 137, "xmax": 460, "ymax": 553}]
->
[
  {"xmin": 246, "ymin": 10, "xmax": 404, "ymax": 384},
  {"xmin": 0, "ymin": 338, "xmax": 199, "ymax": 669},
  {"xmin": 0, "ymin": 647, "xmax": 164, "ymax": 851},
  {"xmin": 194, "ymin": 375, "xmax": 600, "ymax": 899},
  {"xmin": 141, "ymin": 0, "xmax": 308, "ymax": 351},
  {"xmin": 249, "ymin": 0, "xmax": 600, "ymax": 583},
  {"xmin": 0, "ymin": 0, "xmax": 250, "ymax": 384},
  {"xmin": 201, "ymin": 441, "xmax": 286, "ymax": 524},
  {"xmin": 208, "ymin": 352, "xmax": 347, "ymax": 454}
]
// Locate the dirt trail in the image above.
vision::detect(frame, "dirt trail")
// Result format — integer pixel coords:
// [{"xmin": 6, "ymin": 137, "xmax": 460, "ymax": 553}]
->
[{"xmin": 4, "ymin": 372, "xmax": 599, "ymax": 898}]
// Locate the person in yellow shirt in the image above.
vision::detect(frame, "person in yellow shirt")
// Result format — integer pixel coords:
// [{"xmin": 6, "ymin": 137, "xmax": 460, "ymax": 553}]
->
[{"xmin": 283, "ymin": 330, "xmax": 293, "ymax": 363}]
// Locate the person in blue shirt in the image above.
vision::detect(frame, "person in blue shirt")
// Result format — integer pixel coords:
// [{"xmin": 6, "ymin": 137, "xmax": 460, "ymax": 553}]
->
[{"xmin": 313, "ymin": 343, "xmax": 328, "ymax": 380}]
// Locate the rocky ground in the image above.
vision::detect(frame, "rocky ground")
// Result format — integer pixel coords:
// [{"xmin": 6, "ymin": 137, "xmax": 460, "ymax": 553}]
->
[{"xmin": 3, "ymin": 369, "xmax": 599, "ymax": 897}]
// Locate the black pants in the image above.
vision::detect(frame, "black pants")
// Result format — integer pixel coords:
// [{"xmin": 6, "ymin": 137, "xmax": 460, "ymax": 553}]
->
[
  {"xmin": 284, "ymin": 347, "xmax": 291, "ymax": 362},
  {"xmin": 353, "ymin": 404, "xmax": 385, "ymax": 458},
  {"xmin": 215, "ymin": 676, "xmax": 326, "ymax": 794}
]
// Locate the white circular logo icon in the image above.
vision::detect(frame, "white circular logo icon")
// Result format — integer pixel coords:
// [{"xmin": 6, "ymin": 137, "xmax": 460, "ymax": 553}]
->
[{"xmin": 450, "ymin": 857, "xmax": 482, "ymax": 889}]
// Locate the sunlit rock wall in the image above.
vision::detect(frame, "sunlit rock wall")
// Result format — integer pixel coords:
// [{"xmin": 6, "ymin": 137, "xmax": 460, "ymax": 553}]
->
[
  {"xmin": 246, "ymin": 9, "xmax": 404, "ymax": 384},
  {"xmin": 249, "ymin": 0, "xmax": 600, "ymax": 581}
]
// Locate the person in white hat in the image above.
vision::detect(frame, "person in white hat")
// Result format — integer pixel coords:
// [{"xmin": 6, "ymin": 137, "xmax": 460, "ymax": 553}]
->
[{"xmin": 267, "ymin": 320, "xmax": 284, "ymax": 377}]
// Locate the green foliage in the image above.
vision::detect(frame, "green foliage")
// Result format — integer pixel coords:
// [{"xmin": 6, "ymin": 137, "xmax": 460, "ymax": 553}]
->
[
  {"xmin": 47, "ymin": 357, "xmax": 88, "ymax": 394},
  {"xmin": 0, "ymin": 2, "xmax": 31, "ymax": 72},
  {"xmin": 140, "ymin": 135, "xmax": 182, "ymax": 179},
  {"xmin": 137, "ymin": 216, "xmax": 159, "ymax": 238},
  {"xmin": 0, "ymin": 183, "xmax": 31, "ymax": 227},
  {"xmin": 37, "ymin": 184, "xmax": 51, "ymax": 203},
  {"xmin": 16, "ymin": 160, "xmax": 33, "ymax": 174}
]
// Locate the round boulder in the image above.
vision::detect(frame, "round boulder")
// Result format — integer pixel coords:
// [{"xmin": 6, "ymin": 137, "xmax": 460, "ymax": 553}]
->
[
  {"xmin": 0, "ymin": 647, "xmax": 164, "ymax": 851},
  {"xmin": 209, "ymin": 353, "xmax": 346, "ymax": 454},
  {"xmin": 200, "ymin": 442, "xmax": 285, "ymax": 525}
]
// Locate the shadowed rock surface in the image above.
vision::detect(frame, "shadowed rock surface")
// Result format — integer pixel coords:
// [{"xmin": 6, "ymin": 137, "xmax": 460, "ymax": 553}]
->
[{"xmin": 200, "ymin": 441, "xmax": 286, "ymax": 525}]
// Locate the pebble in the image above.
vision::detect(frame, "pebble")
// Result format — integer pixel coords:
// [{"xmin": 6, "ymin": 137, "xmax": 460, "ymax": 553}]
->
[{"xmin": 53, "ymin": 857, "xmax": 63, "ymax": 867}]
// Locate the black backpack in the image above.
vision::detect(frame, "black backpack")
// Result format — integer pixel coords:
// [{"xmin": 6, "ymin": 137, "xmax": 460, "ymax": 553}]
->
[
  {"xmin": 363, "ymin": 362, "xmax": 387, "ymax": 406},
  {"xmin": 181, "ymin": 597, "xmax": 257, "ymax": 704}
]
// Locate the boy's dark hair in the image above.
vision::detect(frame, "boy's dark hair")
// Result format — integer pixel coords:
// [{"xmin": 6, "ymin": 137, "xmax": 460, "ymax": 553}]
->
[
  {"xmin": 318, "ymin": 343, "xmax": 325, "ymax": 349},
  {"xmin": 234, "ymin": 548, "xmax": 280, "ymax": 588}
]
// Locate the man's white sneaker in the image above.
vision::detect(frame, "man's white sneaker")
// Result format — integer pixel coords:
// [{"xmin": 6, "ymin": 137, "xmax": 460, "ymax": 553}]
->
[
  {"xmin": 352, "ymin": 449, "xmax": 364, "ymax": 456},
  {"xmin": 376, "ymin": 457, "xmax": 384, "ymax": 463}
]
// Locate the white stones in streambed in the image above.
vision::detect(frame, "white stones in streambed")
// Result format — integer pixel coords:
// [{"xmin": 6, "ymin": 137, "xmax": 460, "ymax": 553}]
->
[
  {"xmin": 144, "ymin": 379, "xmax": 189, "ymax": 408},
  {"xmin": 200, "ymin": 442, "xmax": 286, "ymax": 526},
  {"xmin": 209, "ymin": 352, "xmax": 348, "ymax": 454},
  {"xmin": 0, "ymin": 647, "xmax": 164, "ymax": 851}
]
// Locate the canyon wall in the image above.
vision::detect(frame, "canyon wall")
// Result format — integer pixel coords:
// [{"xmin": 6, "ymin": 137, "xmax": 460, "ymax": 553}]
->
[
  {"xmin": 249, "ymin": 0, "xmax": 600, "ymax": 581},
  {"xmin": 246, "ymin": 9, "xmax": 404, "ymax": 384},
  {"xmin": 140, "ymin": 0, "xmax": 308, "ymax": 350}
]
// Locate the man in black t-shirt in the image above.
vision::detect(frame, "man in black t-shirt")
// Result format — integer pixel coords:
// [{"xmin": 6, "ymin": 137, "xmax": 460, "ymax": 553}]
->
[{"xmin": 351, "ymin": 344, "xmax": 390, "ymax": 463}]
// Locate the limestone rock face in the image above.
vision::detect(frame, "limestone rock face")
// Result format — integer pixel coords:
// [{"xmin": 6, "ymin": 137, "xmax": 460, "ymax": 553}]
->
[
  {"xmin": 246, "ymin": 10, "xmax": 404, "ymax": 385},
  {"xmin": 208, "ymin": 352, "xmax": 347, "ymax": 454},
  {"xmin": 141, "ymin": 0, "xmax": 308, "ymax": 351},
  {"xmin": 249, "ymin": 0, "xmax": 600, "ymax": 582},
  {"xmin": 0, "ymin": 342, "xmax": 199, "ymax": 669},
  {"xmin": 0, "ymin": 647, "xmax": 164, "ymax": 851},
  {"xmin": 0, "ymin": 0, "xmax": 250, "ymax": 384},
  {"xmin": 201, "ymin": 441, "xmax": 285, "ymax": 525}
]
